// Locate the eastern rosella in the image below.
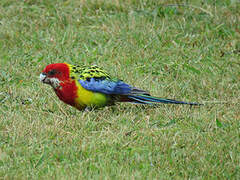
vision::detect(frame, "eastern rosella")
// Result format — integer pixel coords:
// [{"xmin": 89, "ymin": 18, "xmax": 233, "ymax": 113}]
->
[{"xmin": 40, "ymin": 63, "xmax": 200, "ymax": 110}]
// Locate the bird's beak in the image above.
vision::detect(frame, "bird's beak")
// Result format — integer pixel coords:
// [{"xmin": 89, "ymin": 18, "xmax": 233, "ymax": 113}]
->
[{"xmin": 39, "ymin": 72, "xmax": 47, "ymax": 83}]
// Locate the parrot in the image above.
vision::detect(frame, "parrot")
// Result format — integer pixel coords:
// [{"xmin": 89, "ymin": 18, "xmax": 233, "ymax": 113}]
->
[{"xmin": 40, "ymin": 63, "xmax": 201, "ymax": 111}]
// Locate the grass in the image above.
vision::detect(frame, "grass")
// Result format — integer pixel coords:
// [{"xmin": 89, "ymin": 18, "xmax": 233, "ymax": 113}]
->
[{"xmin": 0, "ymin": 0, "xmax": 239, "ymax": 179}]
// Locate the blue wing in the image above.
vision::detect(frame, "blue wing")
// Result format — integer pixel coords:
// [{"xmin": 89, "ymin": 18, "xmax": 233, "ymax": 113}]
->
[
  {"xmin": 78, "ymin": 78, "xmax": 201, "ymax": 105},
  {"xmin": 78, "ymin": 78, "xmax": 132, "ymax": 95}
]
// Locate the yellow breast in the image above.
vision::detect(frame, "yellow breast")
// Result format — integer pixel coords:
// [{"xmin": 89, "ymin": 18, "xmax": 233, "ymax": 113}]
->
[{"xmin": 74, "ymin": 80, "xmax": 109, "ymax": 109}]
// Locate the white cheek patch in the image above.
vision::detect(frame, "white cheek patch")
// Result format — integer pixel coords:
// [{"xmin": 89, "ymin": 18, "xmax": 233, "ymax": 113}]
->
[
  {"xmin": 40, "ymin": 73, "xmax": 62, "ymax": 90},
  {"xmin": 49, "ymin": 78, "xmax": 61, "ymax": 89}
]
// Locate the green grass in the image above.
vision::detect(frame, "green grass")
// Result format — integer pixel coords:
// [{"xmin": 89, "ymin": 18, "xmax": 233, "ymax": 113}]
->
[{"xmin": 0, "ymin": 0, "xmax": 239, "ymax": 179}]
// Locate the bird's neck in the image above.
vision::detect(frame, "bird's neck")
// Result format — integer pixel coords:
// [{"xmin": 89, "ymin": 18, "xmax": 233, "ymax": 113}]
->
[{"xmin": 54, "ymin": 80, "xmax": 78, "ymax": 107}]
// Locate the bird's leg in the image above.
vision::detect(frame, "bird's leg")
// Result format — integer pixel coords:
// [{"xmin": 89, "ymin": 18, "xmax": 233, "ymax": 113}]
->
[{"xmin": 84, "ymin": 106, "xmax": 92, "ymax": 112}]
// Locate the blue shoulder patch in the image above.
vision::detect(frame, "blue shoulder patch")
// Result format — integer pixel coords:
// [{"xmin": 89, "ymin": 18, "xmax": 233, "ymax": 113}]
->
[{"xmin": 79, "ymin": 78, "xmax": 131, "ymax": 95}]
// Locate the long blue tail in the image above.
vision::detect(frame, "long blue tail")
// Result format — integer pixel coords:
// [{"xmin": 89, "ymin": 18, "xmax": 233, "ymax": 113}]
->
[{"xmin": 127, "ymin": 94, "xmax": 201, "ymax": 105}]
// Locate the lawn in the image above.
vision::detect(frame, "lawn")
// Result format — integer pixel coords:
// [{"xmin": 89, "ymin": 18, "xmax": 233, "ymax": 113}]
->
[{"xmin": 0, "ymin": 0, "xmax": 239, "ymax": 179}]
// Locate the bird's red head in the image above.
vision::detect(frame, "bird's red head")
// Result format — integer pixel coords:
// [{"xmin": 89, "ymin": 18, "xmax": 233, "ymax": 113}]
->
[
  {"xmin": 40, "ymin": 63, "xmax": 78, "ymax": 107},
  {"xmin": 40, "ymin": 63, "xmax": 70, "ymax": 89}
]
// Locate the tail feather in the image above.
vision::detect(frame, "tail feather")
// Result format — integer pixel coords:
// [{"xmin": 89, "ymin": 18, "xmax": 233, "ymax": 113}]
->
[{"xmin": 126, "ymin": 94, "xmax": 201, "ymax": 105}]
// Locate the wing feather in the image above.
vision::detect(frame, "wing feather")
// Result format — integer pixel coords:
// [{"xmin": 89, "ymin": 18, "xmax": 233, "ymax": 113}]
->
[
  {"xmin": 70, "ymin": 64, "xmax": 149, "ymax": 95},
  {"xmin": 79, "ymin": 78, "xmax": 132, "ymax": 95}
]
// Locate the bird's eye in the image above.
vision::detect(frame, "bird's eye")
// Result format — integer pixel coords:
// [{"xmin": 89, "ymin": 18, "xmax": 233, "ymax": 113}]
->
[{"xmin": 48, "ymin": 69, "xmax": 57, "ymax": 76}]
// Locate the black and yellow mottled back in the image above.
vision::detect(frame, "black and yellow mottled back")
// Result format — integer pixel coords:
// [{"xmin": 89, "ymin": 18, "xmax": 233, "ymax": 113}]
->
[{"xmin": 68, "ymin": 64, "xmax": 111, "ymax": 81}]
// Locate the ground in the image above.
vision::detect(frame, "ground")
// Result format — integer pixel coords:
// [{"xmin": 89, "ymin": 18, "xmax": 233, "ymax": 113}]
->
[{"xmin": 0, "ymin": 0, "xmax": 239, "ymax": 179}]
